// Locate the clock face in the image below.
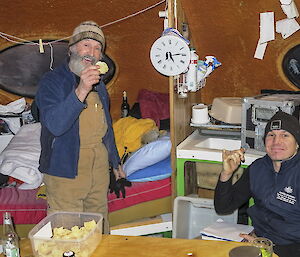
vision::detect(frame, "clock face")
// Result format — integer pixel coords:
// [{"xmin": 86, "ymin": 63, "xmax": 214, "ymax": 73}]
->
[{"xmin": 150, "ymin": 35, "xmax": 191, "ymax": 76}]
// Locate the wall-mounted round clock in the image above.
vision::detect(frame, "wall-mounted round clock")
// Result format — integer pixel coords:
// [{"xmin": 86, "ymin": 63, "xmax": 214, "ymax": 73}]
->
[{"xmin": 150, "ymin": 34, "xmax": 191, "ymax": 76}]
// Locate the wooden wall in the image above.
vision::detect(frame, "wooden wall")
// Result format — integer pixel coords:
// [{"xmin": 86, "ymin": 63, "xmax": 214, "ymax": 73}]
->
[
  {"xmin": 0, "ymin": 1, "xmax": 169, "ymax": 120},
  {"xmin": 2, "ymin": 1, "xmax": 298, "ymax": 130},
  {"xmin": 2, "ymin": 0, "xmax": 300, "ymax": 175},
  {"xmin": 180, "ymin": 0, "xmax": 300, "ymax": 107}
]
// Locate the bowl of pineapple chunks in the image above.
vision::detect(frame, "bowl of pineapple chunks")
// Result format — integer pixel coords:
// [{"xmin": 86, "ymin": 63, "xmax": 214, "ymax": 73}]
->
[{"xmin": 29, "ymin": 212, "xmax": 103, "ymax": 257}]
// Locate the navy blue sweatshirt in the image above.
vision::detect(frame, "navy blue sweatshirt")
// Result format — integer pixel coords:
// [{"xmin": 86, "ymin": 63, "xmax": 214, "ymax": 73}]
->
[{"xmin": 214, "ymin": 153, "xmax": 300, "ymax": 245}]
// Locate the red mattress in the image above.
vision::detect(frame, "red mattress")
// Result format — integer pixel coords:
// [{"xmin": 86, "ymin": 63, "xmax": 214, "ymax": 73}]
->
[
  {"xmin": 0, "ymin": 177, "xmax": 171, "ymax": 225},
  {"xmin": 0, "ymin": 187, "xmax": 47, "ymax": 225},
  {"xmin": 108, "ymin": 177, "xmax": 171, "ymax": 212}
]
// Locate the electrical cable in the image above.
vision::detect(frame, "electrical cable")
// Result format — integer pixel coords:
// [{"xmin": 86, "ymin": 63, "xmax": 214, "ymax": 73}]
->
[{"xmin": 0, "ymin": 0, "xmax": 167, "ymax": 70}]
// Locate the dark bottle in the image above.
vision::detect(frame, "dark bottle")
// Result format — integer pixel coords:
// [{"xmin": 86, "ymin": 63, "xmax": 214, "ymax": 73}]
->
[{"xmin": 121, "ymin": 91, "xmax": 130, "ymax": 118}]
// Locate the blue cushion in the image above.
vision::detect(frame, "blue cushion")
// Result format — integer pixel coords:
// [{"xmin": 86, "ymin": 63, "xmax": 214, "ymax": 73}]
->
[
  {"xmin": 127, "ymin": 156, "xmax": 172, "ymax": 182},
  {"xmin": 123, "ymin": 135, "xmax": 171, "ymax": 177}
]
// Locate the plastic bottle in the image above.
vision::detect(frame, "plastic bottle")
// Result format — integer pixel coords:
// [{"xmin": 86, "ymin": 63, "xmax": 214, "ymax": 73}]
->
[
  {"xmin": 2, "ymin": 212, "xmax": 20, "ymax": 257},
  {"xmin": 185, "ymin": 48, "xmax": 199, "ymax": 92},
  {"xmin": 121, "ymin": 91, "xmax": 130, "ymax": 118}
]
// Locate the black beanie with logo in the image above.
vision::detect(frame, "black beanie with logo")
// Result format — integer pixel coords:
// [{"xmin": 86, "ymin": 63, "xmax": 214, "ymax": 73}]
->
[{"xmin": 264, "ymin": 111, "xmax": 300, "ymax": 145}]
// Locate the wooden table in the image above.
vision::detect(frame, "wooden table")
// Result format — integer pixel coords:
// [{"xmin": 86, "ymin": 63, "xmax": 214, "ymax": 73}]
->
[{"xmin": 8, "ymin": 235, "xmax": 278, "ymax": 257}]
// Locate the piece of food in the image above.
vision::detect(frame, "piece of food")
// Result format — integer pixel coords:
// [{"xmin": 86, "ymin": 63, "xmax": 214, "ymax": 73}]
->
[
  {"xmin": 96, "ymin": 61, "xmax": 109, "ymax": 74},
  {"xmin": 36, "ymin": 220, "xmax": 98, "ymax": 257}
]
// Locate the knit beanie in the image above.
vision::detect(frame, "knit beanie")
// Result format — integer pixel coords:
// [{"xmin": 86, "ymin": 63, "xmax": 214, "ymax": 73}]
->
[
  {"xmin": 264, "ymin": 110, "xmax": 300, "ymax": 145},
  {"xmin": 69, "ymin": 21, "xmax": 105, "ymax": 49}
]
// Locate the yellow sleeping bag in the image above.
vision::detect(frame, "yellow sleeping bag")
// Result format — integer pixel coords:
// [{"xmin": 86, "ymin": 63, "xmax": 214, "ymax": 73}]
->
[{"xmin": 113, "ymin": 117, "xmax": 158, "ymax": 158}]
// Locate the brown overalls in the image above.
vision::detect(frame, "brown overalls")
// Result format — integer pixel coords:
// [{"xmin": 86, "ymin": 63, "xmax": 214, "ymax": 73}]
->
[{"xmin": 44, "ymin": 92, "xmax": 110, "ymax": 233}]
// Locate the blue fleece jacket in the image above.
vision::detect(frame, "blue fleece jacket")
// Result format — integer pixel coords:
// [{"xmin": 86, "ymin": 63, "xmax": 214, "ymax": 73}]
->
[{"xmin": 35, "ymin": 61, "xmax": 120, "ymax": 178}]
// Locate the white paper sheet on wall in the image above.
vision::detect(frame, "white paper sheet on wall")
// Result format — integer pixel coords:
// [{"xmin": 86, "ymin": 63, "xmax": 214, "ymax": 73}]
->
[
  {"xmin": 281, "ymin": 1, "xmax": 299, "ymax": 18},
  {"xmin": 280, "ymin": 0, "xmax": 292, "ymax": 5},
  {"xmin": 276, "ymin": 18, "xmax": 300, "ymax": 38},
  {"xmin": 254, "ymin": 12, "xmax": 275, "ymax": 60},
  {"xmin": 254, "ymin": 41, "xmax": 268, "ymax": 60},
  {"xmin": 259, "ymin": 12, "xmax": 275, "ymax": 43}
]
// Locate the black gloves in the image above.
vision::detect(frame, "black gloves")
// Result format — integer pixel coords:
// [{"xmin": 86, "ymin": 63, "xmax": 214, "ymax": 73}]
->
[{"xmin": 109, "ymin": 169, "xmax": 132, "ymax": 199}]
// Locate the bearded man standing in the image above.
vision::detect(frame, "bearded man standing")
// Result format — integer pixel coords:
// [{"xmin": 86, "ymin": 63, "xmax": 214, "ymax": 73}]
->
[{"xmin": 35, "ymin": 21, "xmax": 124, "ymax": 233}]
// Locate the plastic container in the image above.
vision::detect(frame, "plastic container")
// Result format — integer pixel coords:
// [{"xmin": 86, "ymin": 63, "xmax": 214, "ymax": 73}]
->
[
  {"xmin": 185, "ymin": 48, "xmax": 199, "ymax": 92},
  {"xmin": 28, "ymin": 212, "xmax": 103, "ymax": 257},
  {"xmin": 172, "ymin": 196, "xmax": 238, "ymax": 239},
  {"xmin": 209, "ymin": 97, "xmax": 242, "ymax": 124}
]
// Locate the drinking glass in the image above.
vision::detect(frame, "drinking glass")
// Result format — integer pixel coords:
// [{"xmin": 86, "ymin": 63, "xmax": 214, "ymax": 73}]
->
[{"xmin": 252, "ymin": 237, "xmax": 273, "ymax": 257}]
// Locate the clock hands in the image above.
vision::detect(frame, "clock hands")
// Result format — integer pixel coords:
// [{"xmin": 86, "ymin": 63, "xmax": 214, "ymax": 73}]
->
[
  {"xmin": 170, "ymin": 54, "xmax": 174, "ymax": 62},
  {"xmin": 165, "ymin": 52, "xmax": 176, "ymax": 62}
]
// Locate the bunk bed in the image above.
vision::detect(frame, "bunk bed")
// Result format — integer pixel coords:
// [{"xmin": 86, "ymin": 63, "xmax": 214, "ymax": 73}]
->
[{"xmin": 0, "ymin": 104, "xmax": 172, "ymax": 237}]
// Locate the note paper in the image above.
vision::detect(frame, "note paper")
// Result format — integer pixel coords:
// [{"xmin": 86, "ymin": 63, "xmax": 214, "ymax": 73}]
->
[
  {"xmin": 200, "ymin": 219, "xmax": 254, "ymax": 242},
  {"xmin": 259, "ymin": 12, "xmax": 275, "ymax": 43},
  {"xmin": 254, "ymin": 41, "xmax": 268, "ymax": 60},
  {"xmin": 281, "ymin": 1, "xmax": 299, "ymax": 18},
  {"xmin": 276, "ymin": 18, "xmax": 300, "ymax": 38},
  {"xmin": 254, "ymin": 12, "xmax": 275, "ymax": 60}
]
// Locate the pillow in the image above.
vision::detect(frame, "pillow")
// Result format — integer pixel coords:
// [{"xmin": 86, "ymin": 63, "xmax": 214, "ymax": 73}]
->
[
  {"xmin": 123, "ymin": 135, "xmax": 171, "ymax": 177},
  {"xmin": 127, "ymin": 156, "xmax": 172, "ymax": 182}
]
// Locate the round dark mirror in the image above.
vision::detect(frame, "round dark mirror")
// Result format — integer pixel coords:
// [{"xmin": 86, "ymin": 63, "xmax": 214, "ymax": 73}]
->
[
  {"xmin": 282, "ymin": 44, "xmax": 300, "ymax": 89},
  {"xmin": 0, "ymin": 40, "xmax": 116, "ymax": 98}
]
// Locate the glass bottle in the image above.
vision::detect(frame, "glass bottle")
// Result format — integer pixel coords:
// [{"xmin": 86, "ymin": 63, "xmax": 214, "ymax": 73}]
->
[
  {"xmin": 121, "ymin": 91, "xmax": 130, "ymax": 118},
  {"xmin": 2, "ymin": 212, "xmax": 20, "ymax": 257}
]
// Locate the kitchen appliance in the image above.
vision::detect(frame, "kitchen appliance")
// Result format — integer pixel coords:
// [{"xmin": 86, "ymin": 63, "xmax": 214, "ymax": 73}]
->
[{"xmin": 241, "ymin": 94, "xmax": 300, "ymax": 155}]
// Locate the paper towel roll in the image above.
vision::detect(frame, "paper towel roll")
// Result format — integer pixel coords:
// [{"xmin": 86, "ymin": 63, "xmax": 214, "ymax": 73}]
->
[{"xmin": 191, "ymin": 104, "xmax": 210, "ymax": 124}]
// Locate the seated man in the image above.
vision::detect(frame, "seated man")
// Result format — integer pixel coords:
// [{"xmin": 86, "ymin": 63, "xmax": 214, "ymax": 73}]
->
[{"xmin": 214, "ymin": 111, "xmax": 300, "ymax": 257}]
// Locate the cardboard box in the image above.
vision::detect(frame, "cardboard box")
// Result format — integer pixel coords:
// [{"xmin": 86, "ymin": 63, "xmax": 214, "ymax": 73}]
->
[{"xmin": 172, "ymin": 196, "xmax": 237, "ymax": 239}]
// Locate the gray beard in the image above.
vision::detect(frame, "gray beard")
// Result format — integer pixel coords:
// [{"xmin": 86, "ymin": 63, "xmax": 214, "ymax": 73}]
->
[{"xmin": 68, "ymin": 52, "xmax": 97, "ymax": 76}]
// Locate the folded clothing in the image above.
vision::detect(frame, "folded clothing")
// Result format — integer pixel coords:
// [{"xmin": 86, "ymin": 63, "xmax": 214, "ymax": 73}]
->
[{"xmin": 0, "ymin": 123, "xmax": 43, "ymax": 189}]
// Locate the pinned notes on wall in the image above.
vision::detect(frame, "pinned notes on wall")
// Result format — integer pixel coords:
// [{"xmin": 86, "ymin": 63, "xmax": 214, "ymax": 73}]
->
[
  {"xmin": 254, "ymin": 12, "xmax": 275, "ymax": 60},
  {"xmin": 254, "ymin": 0, "xmax": 300, "ymax": 60}
]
